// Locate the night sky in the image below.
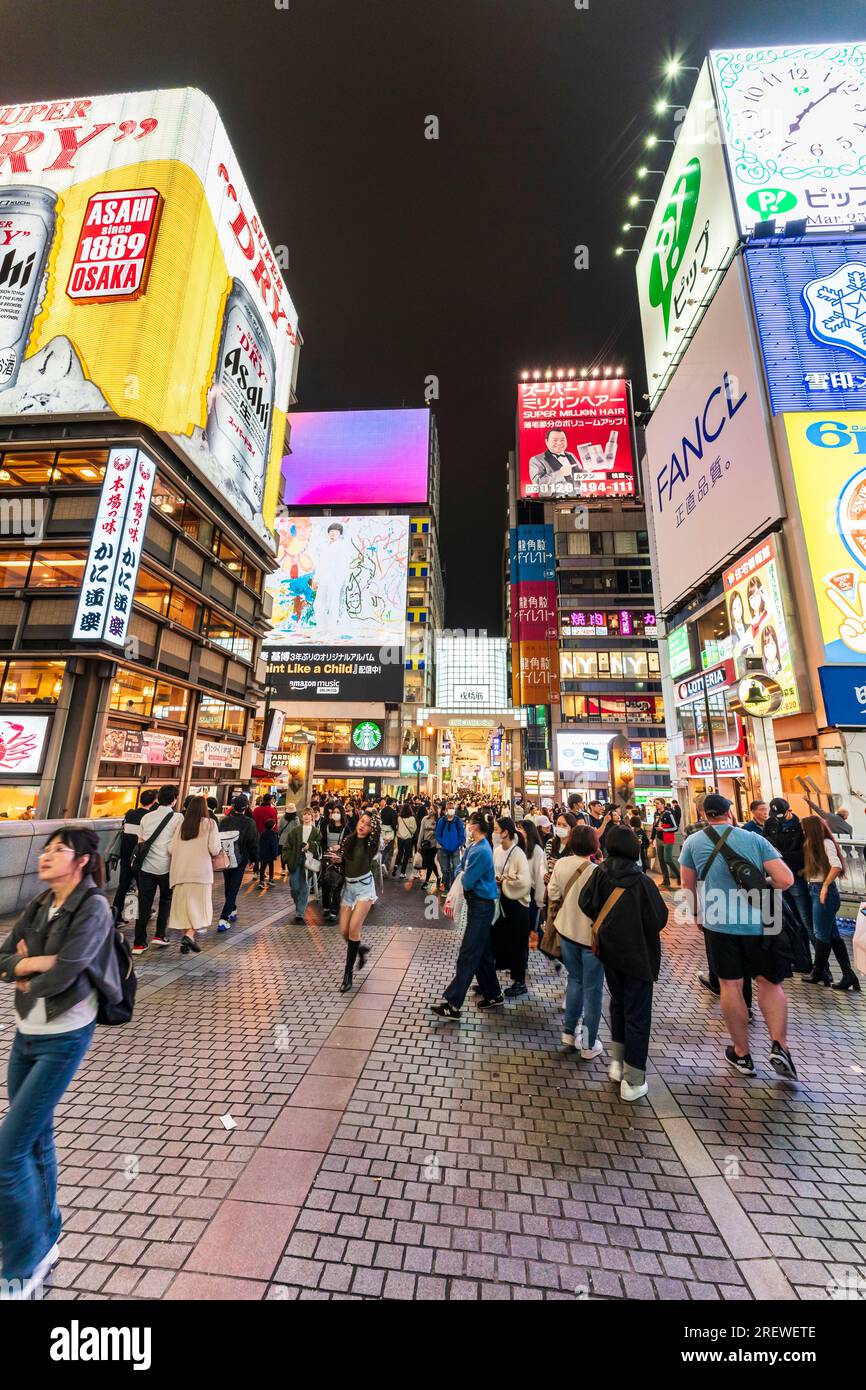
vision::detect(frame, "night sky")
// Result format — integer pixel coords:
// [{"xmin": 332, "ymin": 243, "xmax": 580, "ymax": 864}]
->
[{"xmin": 5, "ymin": 0, "xmax": 862, "ymax": 630}]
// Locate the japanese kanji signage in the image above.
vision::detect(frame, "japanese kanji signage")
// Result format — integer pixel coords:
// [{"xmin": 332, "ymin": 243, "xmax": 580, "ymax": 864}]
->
[
  {"xmin": 72, "ymin": 447, "xmax": 156, "ymax": 648},
  {"xmin": 746, "ymin": 240, "xmax": 866, "ymax": 415},
  {"xmin": 636, "ymin": 63, "xmax": 739, "ymax": 410},
  {"xmin": 510, "ymin": 525, "xmax": 559, "ymax": 705},
  {"xmin": 509, "ymin": 525, "xmax": 556, "ymax": 583},
  {"xmin": 644, "ymin": 259, "xmax": 783, "ymax": 615},
  {"xmin": 517, "ymin": 380, "xmax": 635, "ymax": 500}
]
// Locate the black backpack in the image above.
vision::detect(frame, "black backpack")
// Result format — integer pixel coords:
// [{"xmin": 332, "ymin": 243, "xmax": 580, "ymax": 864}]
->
[{"xmin": 97, "ymin": 924, "xmax": 137, "ymax": 1025}]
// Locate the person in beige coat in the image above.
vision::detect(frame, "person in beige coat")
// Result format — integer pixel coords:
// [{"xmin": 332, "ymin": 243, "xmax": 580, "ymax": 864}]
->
[
  {"xmin": 167, "ymin": 796, "xmax": 222, "ymax": 955},
  {"xmin": 547, "ymin": 823, "xmax": 605, "ymax": 1059},
  {"xmin": 493, "ymin": 816, "xmax": 534, "ymax": 999}
]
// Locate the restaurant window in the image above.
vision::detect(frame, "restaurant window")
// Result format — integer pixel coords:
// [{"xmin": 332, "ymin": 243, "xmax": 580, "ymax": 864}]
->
[
  {"xmin": 0, "ymin": 551, "xmax": 32, "ymax": 589},
  {"xmin": 198, "ymin": 696, "xmax": 226, "ymax": 731},
  {"xmin": 167, "ymin": 587, "xmax": 201, "ymax": 632},
  {"xmin": 182, "ymin": 506, "xmax": 213, "ymax": 550},
  {"xmin": 28, "ymin": 550, "xmax": 87, "ymax": 587},
  {"xmin": 203, "ymin": 613, "xmax": 253, "ymax": 662},
  {"xmin": 223, "ymin": 703, "xmax": 246, "ymax": 735},
  {"xmin": 240, "ymin": 558, "xmax": 261, "ymax": 594},
  {"xmin": 0, "ymin": 786, "xmax": 39, "ymax": 820},
  {"xmin": 54, "ymin": 450, "xmax": 108, "ymax": 484},
  {"xmin": 316, "ymin": 722, "xmax": 351, "ymax": 754},
  {"xmin": 152, "ymin": 681, "xmax": 189, "ymax": 722},
  {"xmin": 0, "ymin": 452, "xmax": 57, "ymax": 486},
  {"xmin": 1, "ymin": 661, "xmax": 64, "ymax": 705},
  {"xmin": 109, "ymin": 670, "xmax": 154, "ymax": 717},
  {"xmin": 215, "ymin": 535, "xmax": 243, "ymax": 576},
  {"xmin": 134, "ymin": 567, "xmax": 171, "ymax": 617},
  {"xmin": 91, "ymin": 784, "xmax": 139, "ymax": 819}
]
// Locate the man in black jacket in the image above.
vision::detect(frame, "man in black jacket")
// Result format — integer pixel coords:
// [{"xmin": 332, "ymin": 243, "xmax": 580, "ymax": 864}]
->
[
  {"xmin": 763, "ymin": 798, "xmax": 809, "ymax": 931},
  {"xmin": 217, "ymin": 795, "xmax": 259, "ymax": 931},
  {"xmin": 112, "ymin": 787, "xmax": 157, "ymax": 921}
]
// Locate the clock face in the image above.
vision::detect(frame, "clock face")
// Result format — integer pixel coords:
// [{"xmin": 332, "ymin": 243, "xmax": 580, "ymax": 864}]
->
[{"xmin": 711, "ymin": 45, "xmax": 866, "ymax": 232}]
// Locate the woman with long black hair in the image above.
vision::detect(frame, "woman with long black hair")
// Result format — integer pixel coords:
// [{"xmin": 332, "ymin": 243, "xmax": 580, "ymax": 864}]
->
[
  {"xmin": 337, "ymin": 810, "xmax": 381, "ymax": 992},
  {"xmin": 801, "ymin": 815, "xmax": 860, "ymax": 991},
  {"xmin": 493, "ymin": 816, "xmax": 533, "ymax": 1000},
  {"xmin": 167, "ymin": 795, "xmax": 222, "ymax": 954},
  {"xmin": 0, "ymin": 827, "xmax": 121, "ymax": 1298}
]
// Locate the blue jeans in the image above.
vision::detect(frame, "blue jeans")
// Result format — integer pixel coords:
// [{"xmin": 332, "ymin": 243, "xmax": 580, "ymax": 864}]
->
[
  {"xmin": 440, "ymin": 849, "xmax": 462, "ymax": 890},
  {"xmin": 290, "ymin": 862, "xmax": 309, "ymax": 917},
  {"xmin": 808, "ymin": 880, "xmax": 841, "ymax": 944},
  {"xmin": 559, "ymin": 936, "xmax": 606, "ymax": 1046},
  {"xmin": 0, "ymin": 1022, "xmax": 95, "ymax": 1280},
  {"xmin": 443, "ymin": 893, "xmax": 499, "ymax": 1008}
]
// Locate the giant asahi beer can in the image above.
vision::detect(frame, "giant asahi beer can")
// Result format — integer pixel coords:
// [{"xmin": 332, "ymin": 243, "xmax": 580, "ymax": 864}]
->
[
  {"xmin": 205, "ymin": 278, "xmax": 277, "ymax": 522},
  {"xmin": 0, "ymin": 186, "xmax": 57, "ymax": 389}
]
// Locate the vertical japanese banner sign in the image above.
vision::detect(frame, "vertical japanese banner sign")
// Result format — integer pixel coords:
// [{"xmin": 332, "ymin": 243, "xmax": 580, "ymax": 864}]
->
[
  {"xmin": 510, "ymin": 524, "xmax": 559, "ymax": 705},
  {"xmin": 72, "ymin": 447, "xmax": 157, "ymax": 648}
]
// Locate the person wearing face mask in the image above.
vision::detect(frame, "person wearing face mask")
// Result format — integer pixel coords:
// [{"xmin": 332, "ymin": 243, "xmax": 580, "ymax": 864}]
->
[
  {"xmin": 321, "ymin": 806, "xmax": 346, "ymax": 922},
  {"xmin": 545, "ymin": 812, "xmax": 577, "ymax": 877},
  {"xmin": 493, "ymin": 817, "xmax": 534, "ymax": 999},
  {"xmin": 337, "ymin": 810, "xmax": 381, "ymax": 992},
  {"xmin": 436, "ymin": 802, "xmax": 466, "ymax": 893},
  {"xmin": 432, "ymin": 811, "xmax": 502, "ymax": 1019},
  {"xmin": 418, "ymin": 805, "xmax": 442, "ymax": 892},
  {"xmin": 281, "ymin": 806, "xmax": 322, "ymax": 925},
  {"xmin": 547, "ymin": 824, "xmax": 604, "ymax": 1059},
  {"xmin": 518, "ymin": 818, "xmax": 547, "ymax": 941}
]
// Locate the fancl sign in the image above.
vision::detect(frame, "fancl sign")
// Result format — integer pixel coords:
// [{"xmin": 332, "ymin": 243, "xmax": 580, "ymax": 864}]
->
[{"xmin": 654, "ymin": 372, "xmax": 747, "ymax": 516}]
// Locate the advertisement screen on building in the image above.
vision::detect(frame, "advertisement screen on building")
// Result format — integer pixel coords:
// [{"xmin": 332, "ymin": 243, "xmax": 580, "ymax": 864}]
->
[
  {"xmin": 517, "ymin": 378, "xmax": 635, "ymax": 500},
  {"xmin": 264, "ymin": 513, "xmax": 409, "ymax": 700},
  {"xmin": 279, "ymin": 409, "xmax": 430, "ymax": 507},
  {"xmin": 746, "ymin": 240, "xmax": 866, "ymax": 414},
  {"xmin": 637, "ymin": 62, "xmax": 739, "ymax": 410},
  {"xmin": 556, "ymin": 731, "xmax": 613, "ymax": 779},
  {"xmin": 0, "ymin": 89, "xmax": 300, "ymax": 551},
  {"xmin": 723, "ymin": 535, "xmax": 801, "ymax": 715},
  {"xmin": 710, "ymin": 44, "xmax": 866, "ymax": 235},
  {"xmin": 784, "ymin": 411, "xmax": 866, "ymax": 664},
  {"xmin": 667, "ymin": 625, "xmax": 693, "ymax": 680},
  {"xmin": 644, "ymin": 258, "xmax": 783, "ymax": 615},
  {"xmin": 0, "ymin": 715, "xmax": 51, "ymax": 776}
]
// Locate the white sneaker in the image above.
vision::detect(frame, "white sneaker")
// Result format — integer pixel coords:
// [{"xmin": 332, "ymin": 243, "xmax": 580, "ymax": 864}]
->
[
  {"xmin": 580, "ymin": 1039, "xmax": 604, "ymax": 1061},
  {"xmin": 609, "ymin": 1059, "xmax": 623, "ymax": 1083},
  {"xmin": 620, "ymin": 1079, "xmax": 648, "ymax": 1102},
  {"xmin": 0, "ymin": 1242, "xmax": 59, "ymax": 1300},
  {"xmin": 561, "ymin": 1032, "xmax": 576, "ymax": 1048}
]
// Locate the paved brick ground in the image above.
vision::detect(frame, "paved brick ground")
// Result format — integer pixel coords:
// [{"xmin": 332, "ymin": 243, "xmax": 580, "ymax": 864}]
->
[{"xmin": 0, "ymin": 868, "xmax": 864, "ymax": 1301}]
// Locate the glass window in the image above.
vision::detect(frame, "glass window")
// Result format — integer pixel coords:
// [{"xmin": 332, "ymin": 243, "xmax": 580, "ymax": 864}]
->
[
  {"xmin": 198, "ymin": 696, "xmax": 226, "ymax": 731},
  {"xmin": 203, "ymin": 613, "xmax": 253, "ymax": 662},
  {"xmin": 152, "ymin": 681, "xmax": 189, "ymax": 722},
  {"xmin": 241, "ymin": 558, "xmax": 261, "ymax": 593},
  {"xmin": 0, "ymin": 551, "xmax": 32, "ymax": 589},
  {"xmin": 223, "ymin": 703, "xmax": 246, "ymax": 735},
  {"xmin": 28, "ymin": 550, "xmax": 87, "ymax": 587},
  {"xmin": 0, "ymin": 786, "xmax": 39, "ymax": 820},
  {"xmin": 168, "ymin": 587, "xmax": 201, "ymax": 631},
  {"xmin": 2, "ymin": 661, "xmax": 64, "ymax": 705},
  {"xmin": 54, "ymin": 450, "xmax": 108, "ymax": 484},
  {"xmin": 614, "ymin": 531, "xmax": 638, "ymax": 555},
  {"xmin": 152, "ymin": 478, "xmax": 186, "ymax": 521},
  {"xmin": 216, "ymin": 536, "xmax": 242, "ymax": 574},
  {"xmin": 0, "ymin": 452, "xmax": 57, "ymax": 486},
  {"xmin": 109, "ymin": 671, "xmax": 154, "ymax": 717},
  {"xmin": 134, "ymin": 567, "xmax": 171, "ymax": 617},
  {"xmin": 91, "ymin": 784, "xmax": 139, "ymax": 819}
]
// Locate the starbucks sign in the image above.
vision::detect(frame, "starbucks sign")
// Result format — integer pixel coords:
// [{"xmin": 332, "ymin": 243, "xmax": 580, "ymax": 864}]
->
[
  {"xmin": 351, "ymin": 720, "xmax": 383, "ymax": 752},
  {"xmin": 637, "ymin": 62, "xmax": 739, "ymax": 409}
]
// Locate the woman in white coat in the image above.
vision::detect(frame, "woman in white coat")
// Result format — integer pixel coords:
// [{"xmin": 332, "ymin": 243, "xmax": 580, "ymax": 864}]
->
[
  {"xmin": 547, "ymin": 823, "xmax": 604, "ymax": 1059},
  {"xmin": 493, "ymin": 816, "xmax": 534, "ymax": 999},
  {"xmin": 167, "ymin": 796, "xmax": 222, "ymax": 955}
]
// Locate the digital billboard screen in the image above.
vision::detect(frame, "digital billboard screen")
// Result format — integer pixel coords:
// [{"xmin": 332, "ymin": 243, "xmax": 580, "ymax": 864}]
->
[
  {"xmin": 280, "ymin": 409, "xmax": 430, "ymax": 507},
  {"xmin": 517, "ymin": 378, "xmax": 635, "ymax": 500},
  {"xmin": 264, "ymin": 514, "xmax": 410, "ymax": 701}
]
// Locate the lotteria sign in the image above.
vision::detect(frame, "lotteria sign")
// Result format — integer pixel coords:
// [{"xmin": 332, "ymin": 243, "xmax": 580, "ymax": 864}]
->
[
  {"xmin": 636, "ymin": 62, "xmax": 738, "ymax": 410},
  {"xmin": 675, "ymin": 660, "xmax": 736, "ymax": 705},
  {"xmin": 688, "ymin": 752, "xmax": 745, "ymax": 777}
]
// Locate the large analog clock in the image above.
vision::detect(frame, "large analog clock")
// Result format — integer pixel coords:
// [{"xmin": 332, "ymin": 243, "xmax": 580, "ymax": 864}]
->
[{"xmin": 711, "ymin": 45, "xmax": 866, "ymax": 231}]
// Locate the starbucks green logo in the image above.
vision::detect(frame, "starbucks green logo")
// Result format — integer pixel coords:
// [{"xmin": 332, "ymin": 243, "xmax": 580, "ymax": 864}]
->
[
  {"xmin": 649, "ymin": 156, "xmax": 701, "ymax": 336},
  {"xmin": 352, "ymin": 721, "xmax": 382, "ymax": 752},
  {"xmin": 746, "ymin": 187, "xmax": 798, "ymax": 218}
]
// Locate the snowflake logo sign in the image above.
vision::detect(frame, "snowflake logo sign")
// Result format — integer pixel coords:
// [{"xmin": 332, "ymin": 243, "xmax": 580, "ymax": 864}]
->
[{"xmin": 803, "ymin": 262, "xmax": 866, "ymax": 362}]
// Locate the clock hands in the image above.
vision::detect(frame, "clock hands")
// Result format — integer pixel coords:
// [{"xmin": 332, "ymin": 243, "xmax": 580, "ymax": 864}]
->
[{"xmin": 787, "ymin": 79, "xmax": 846, "ymax": 134}]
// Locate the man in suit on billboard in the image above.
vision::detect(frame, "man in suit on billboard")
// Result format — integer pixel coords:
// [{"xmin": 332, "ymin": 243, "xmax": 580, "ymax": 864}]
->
[{"xmin": 528, "ymin": 427, "xmax": 584, "ymax": 487}]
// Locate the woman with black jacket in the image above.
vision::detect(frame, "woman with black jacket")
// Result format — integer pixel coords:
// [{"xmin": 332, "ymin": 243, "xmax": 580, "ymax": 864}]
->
[
  {"xmin": 579, "ymin": 826, "xmax": 668, "ymax": 1103},
  {"xmin": 0, "ymin": 827, "xmax": 121, "ymax": 1298},
  {"xmin": 337, "ymin": 810, "xmax": 381, "ymax": 992}
]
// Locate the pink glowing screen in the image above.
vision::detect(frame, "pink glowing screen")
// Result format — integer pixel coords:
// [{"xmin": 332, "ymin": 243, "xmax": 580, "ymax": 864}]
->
[{"xmin": 280, "ymin": 409, "xmax": 430, "ymax": 506}]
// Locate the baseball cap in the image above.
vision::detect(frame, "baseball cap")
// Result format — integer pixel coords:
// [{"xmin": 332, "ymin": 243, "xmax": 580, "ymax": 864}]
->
[
  {"xmin": 702, "ymin": 793, "xmax": 732, "ymax": 817},
  {"xmin": 769, "ymin": 797, "xmax": 789, "ymax": 815}
]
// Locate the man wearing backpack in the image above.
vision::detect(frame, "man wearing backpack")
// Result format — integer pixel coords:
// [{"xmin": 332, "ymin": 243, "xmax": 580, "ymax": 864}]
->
[
  {"xmin": 111, "ymin": 787, "xmax": 157, "ymax": 922},
  {"xmin": 679, "ymin": 794, "xmax": 797, "ymax": 1080}
]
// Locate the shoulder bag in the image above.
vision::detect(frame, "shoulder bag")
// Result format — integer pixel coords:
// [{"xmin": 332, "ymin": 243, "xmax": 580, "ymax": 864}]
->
[
  {"xmin": 130, "ymin": 811, "xmax": 174, "ymax": 873},
  {"xmin": 590, "ymin": 886, "xmax": 625, "ymax": 957},
  {"xmin": 541, "ymin": 860, "xmax": 594, "ymax": 961},
  {"xmin": 698, "ymin": 826, "xmax": 767, "ymax": 893}
]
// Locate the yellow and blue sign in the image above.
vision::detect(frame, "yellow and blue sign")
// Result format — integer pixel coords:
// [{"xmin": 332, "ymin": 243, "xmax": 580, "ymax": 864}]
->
[{"xmin": 747, "ymin": 241, "xmax": 866, "ymax": 414}]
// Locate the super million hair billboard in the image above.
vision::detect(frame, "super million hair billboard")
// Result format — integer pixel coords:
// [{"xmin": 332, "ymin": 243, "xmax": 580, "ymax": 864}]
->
[{"xmin": 0, "ymin": 88, "xmax": 300, "ymax": 550}]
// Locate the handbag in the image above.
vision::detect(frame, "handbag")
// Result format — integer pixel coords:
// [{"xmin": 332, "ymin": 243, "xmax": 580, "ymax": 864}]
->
[
  {"xmin": 699, "ymin": 826, "xmax": 767, "ymax": 893},
  {"xmin": 130, "ymin": 810, "xmax": 174, "ymax": 873},
  {"xmin": 590, "ymin": 886, "xmax": 625, "ymax": 957},
  {"xmin": 211, "ymin": 847, "xmax": 230, "ymax": 871},
  {"xmin": 541, "ymin": 861, "xmax": 594, "ymax": 961}
]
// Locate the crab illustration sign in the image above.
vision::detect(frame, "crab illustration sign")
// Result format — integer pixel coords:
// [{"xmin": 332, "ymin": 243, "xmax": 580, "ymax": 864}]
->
[{"xmin": 0, "ymin": 715, "xmax": 51, "ymax": 776}]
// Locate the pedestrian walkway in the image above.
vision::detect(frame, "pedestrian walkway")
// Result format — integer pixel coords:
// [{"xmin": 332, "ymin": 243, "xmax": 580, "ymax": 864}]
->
[{"xmin": 1, "ymin": 872, "xmax": 864, "ymax": 1301}]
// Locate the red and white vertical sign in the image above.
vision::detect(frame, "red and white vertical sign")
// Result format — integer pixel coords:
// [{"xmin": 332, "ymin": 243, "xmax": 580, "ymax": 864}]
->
[
  {"xmin": 66, "ymin": 188, "xmax": 162, "ymax": 303},
  {"xmin": 72, "ymin": 448, "xmax": 157, "ymax": 648}
]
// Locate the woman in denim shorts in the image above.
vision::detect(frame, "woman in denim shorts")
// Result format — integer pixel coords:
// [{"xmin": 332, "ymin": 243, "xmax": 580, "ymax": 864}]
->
[{"xmin": 338, "ymin": 810, "xmax": 381, "ymax": 993}]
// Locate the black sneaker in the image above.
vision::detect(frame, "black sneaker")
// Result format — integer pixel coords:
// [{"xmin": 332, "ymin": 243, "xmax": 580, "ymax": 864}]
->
[
  {"xmin": 769, "ymin": 1041, "xmax": 798, "ymax": 1080},
  {"xmin": 476, "ymin": 994, "xmax": 504, "ymax": 1009},
  {"xmin": 698, "ymin": 972, "xmax": 720, "ymax": 996},
  {"xmin": 431, "ymin": 1001, "xmax": 461, "ymax": 1020},
  {"xmin": 504, "ymin": 982, "xmax": 528, "ymax": 999},
  {"xmin": 725, "ymin": 1045, "xmax": 756, "ymax": 1076}
]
